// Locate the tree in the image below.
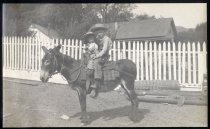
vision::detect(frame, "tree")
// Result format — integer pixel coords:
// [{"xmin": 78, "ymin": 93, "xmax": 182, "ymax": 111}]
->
[{"xmin": 176, "ymin": 22, "xmax": 207, "ymax": 42}]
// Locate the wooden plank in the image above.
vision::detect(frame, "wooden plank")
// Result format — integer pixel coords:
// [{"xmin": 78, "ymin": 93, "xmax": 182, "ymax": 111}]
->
[
  {"xmin": 17, "ymin": 37, "xmax": 20, "ymax": 70},
  {"xmin": 145, "ymin": 42, "xmax": 149, "ymax": 80},
  {"xmin": 168, "ymin": 42, "xmax": 171, "ymax": 80},
  {"xmin": 60, "ymin": 39, "xmax": 63, "ymax": 54},
  {"xmin": 178, "ymin": 42, "xmax": 181, "ymax": 83},
  {"xmin": 117, "ymin": 41, "xmax": 121, "ymax": 60},
  {"xmin": 128, "ymin": 41, "xmax": 131, "ymax": 60},
  {"xmin": 38, "ymin": 38, "xmax": 41, "ymax": 71},
  {"xmin": 187, "ymin": 42, "xmax": 191, "ymax": 84},
  {"xmin": 154, "ymin": 42, "xmax": 157, "ymax": 80},
  {"xmin": 71, "ymin": 39, "xmax": 75, "ymax": 59},
  {"xmin": 64, "ymin": 39, "xmax": 67, "ymax": 55},
  {"xmin": 67, "ymin": 39, "xmax": 71, "ymax": 56},
  {"xmin": 137, "ymin": 96, "xmax": 206, "ymax": 106},
  {"xmin": 140, "ymin": 42, "xmax": 144, "ymax": 80},
  {"xmin": 75, "ymin": 39, "xmax": 78, "ymax": 60},
  {"xmin": 202, "ymin": 42, "xmax": 207, "ymax": 75},
  {"xmin": 23, "ymin": 37, "xmax": 26, "ymax": 70},
  {"xmin": 158, "ymin": 43, "xmax": 162, "ymax": 80},
  {"xmin": 173, "ymin": 42, "xmax": 176, "ymax": 80},
  {"xmin": 163, "ymin": 42, "xmax": 166, "ymax": 80},
  {"xmin": 122, "ymin": 41, "xmax": 126, "ymax": 59},
  {"xmin": 113, "ymin": 41, "xmax": 116, "ymax": 61},
  {"xmin": 149, "ymin": 42, "xmax": 153, "ymax": 80},
  {"xmin": 79, "ymin": 40, "xmax": 82, "ymax": 59},
  {"xmin": 182, "ymin": 43, "xmax": 186, "ymax": 84},
  {"xmin": 192, "ymin": 42, "xmax": 196, "ymax": 84},
  {"xmin": 31, "ymin": 37, "xmax": 35, "ymax": 71},
  {"xmin": 28, "ymin": 37, "xmax": 32, "ymax": 70},
  {"xmin": 136, "ymin": 41, "xmax": 140, "ymax": 80},
  {"xmin": 3, "ymin": 37, "xmax": 5, "ymax": 68},
  {"xmin": 11, "ymin": 37, "xmax": 14, "ymax": 69},
  {"xmin": 197, "ymin": 42, "xmax": 202, "ymax": 85},
  {"xmin": 6, "ymin": 37, "xmax": 9, "ymax": 68},
  {"xmin": 14, "ymin": 36, "xmax": 17, "ymax": 69}
]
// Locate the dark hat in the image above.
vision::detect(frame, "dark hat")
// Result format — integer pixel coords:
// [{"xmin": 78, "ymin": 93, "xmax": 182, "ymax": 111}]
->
[
  {"xmin": 82, "ymin": 32, "xmax": 95, "ymax": 44},
  {"xmin": 83, "ymin": 31, "xmax": 95, "ymax": 38},
  {"xmin": 90, "ymin": 24, "xmax": 108, "ymax": 32}
]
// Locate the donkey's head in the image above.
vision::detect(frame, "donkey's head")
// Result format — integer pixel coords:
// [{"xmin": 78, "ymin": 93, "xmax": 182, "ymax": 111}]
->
[{"xmin": 40, "ymin": 45, "xmax": 61, "ymax": 83}]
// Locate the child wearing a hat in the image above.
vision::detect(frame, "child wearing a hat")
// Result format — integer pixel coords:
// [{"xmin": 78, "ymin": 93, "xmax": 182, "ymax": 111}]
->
[{"xmin": 83, "ymin": 32, "xmax": 99, "ymax": 94}]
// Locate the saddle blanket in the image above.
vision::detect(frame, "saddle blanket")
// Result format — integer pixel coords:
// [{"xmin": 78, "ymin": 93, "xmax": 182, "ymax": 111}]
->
[{"xmin": 80, "ymin": 61, "xmax": 120, "ymax": 81}]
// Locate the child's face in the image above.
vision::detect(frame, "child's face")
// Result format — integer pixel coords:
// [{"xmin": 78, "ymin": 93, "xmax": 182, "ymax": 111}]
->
[{"xmin": 87, "ymin": 36, "xmax": 95, "ymax": 43}]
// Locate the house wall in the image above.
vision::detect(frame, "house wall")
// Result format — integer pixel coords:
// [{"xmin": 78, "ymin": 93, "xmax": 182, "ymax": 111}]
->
[{"xmin": 29, "ymin": 27, "xmax": 51, "ymax": 41}]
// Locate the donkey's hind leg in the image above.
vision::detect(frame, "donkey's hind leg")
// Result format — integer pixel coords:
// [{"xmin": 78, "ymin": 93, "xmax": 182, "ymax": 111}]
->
[
  {"xmin": 120, "ymin": 79, "xmax": 139, "ymax": 121},
  {"xmin": 120, "ymin": 79, "xmax": 139, "ymax": 108}
]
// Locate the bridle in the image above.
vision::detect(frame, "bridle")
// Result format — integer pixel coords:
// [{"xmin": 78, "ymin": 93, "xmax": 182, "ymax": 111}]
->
[{"xmin": 48, "ymin": 51, "xmax": 84, "ymax": 83}]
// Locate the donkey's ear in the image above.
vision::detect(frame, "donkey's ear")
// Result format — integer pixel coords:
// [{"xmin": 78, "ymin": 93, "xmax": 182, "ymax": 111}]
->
[
  {"xmin": 54, "ymin": 44, "xmax": 62, "ymax": 52},
  {"xmin": 42, "ymin": 46, "xmax": 50, "ymax": 54}
]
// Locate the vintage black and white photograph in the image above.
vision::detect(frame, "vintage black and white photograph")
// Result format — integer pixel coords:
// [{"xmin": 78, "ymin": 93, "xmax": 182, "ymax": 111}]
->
[{"xmin": 3, "ymin": 3, "xmax": 207, "ymax": 127}]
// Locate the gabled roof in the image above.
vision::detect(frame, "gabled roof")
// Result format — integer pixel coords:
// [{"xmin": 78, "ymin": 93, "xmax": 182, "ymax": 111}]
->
[
  {"xmin": 30, "ymin": 24, "xmax": 59, "ymax": 38},
  {"xmin": 115, "ymin": 18, "xmax": 177, "ymax": 40}
]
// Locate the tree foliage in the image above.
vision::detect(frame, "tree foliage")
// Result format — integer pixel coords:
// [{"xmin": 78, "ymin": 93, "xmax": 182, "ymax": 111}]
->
[
  {"xmin": 176, "ymin": 22, "xmax": 207, "ymax": 42},
  {"xmin": 3, "ymin": 4, "xmax": 136, "ymax": 38}
]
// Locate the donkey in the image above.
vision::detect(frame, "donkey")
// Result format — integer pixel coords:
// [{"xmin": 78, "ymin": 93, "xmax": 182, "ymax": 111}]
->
[{"xmin": 40, "ymin": 44, "xmax": 139, "ymax": 123}]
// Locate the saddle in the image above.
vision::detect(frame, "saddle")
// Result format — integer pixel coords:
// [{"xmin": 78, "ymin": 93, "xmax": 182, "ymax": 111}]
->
[{"xmin": 80, "ymin": 61, "xmax": 120, "ymax": 81}]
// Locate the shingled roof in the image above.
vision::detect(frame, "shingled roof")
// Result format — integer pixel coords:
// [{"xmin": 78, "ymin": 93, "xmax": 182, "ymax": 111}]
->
[{"xmin": 115, "ymin": 18, "xmax": 177, "ymax": 40}]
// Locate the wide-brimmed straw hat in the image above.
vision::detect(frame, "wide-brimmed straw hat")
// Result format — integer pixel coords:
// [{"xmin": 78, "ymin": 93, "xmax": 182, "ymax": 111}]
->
[{"xmin": 90, "ymin": 24, "xmax": 108, "ymax": 32}]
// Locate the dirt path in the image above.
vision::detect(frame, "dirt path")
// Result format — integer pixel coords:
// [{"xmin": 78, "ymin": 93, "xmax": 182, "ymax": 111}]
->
[{"xmin": 3, "ymin": 79, "xmax": 207, "ymax": 127}]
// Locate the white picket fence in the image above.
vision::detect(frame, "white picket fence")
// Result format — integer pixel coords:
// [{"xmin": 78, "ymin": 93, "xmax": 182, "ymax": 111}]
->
[{"xmin": 3, "ymin": 36, "xmax": 207, "ymax": 91}]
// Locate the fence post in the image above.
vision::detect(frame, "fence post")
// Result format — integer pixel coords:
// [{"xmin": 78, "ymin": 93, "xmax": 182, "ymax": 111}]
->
[
  {"xmin": 128, "ymin": 41, "xmax": 131, "ymax": 60},
  {"xmin": 168, "ymin": 42, "xmax": 171, "ymax": 80},
  {"xmin": 163, "ymin": 42, "xmax": 166, "ymax": 80},
  {"xmin": 71, "ymin": 39, "xmax": 75, "ymax": 59},
  {"xmin": 79, "ymin": 40, "xmax": 82, "ymax": 59},
  {"xmin": 75, "ymin": 39, "xmax": 78, "ymax": 60},
  {"xmin": 192, "ymin": 42, "xmax": 196, "ymax": 84},
  {"xmin": 182, "ymin": 43, "xmax": 186, "ymax": 84},
  {"xmin": 17, "ymin": 37, "xmax": 20, "ymax": 70},
  {"xmin": 122, "ymin": 41, "xmax": 126, "ymax": 59},
  {"xmin": 32, "ymin": 37, "xmax": 35, "ymax": 71},
  {"xmin": 202, "ymin": 42, "xmax": 207, "ymax": 75},
  {"xmin": 28, "ymin": 37, "xmax": 32, "ymax": 70},
  {"xmin": 67, "ymin": 39, "xmax": 71, "ymax": 56},
  {"xmin": 3, "ymin": 37, "xmax": 5, "ymax": 68},
  {"xmin": 140, "ymin": 42, "xmax": 144, "ymax": 80},
  {"xmin": 14, "ymin": 36, "xmax": 17, "ymax": 69},
  {"xmin": 64, "ymin": 39, "xmax": 67, "ymax": 55},
  {"xmin": 149, "ymin": 42, "xmax": 153, "ymax": 80},
  {"xmin": 154, "ymin": 42, "xmax": 157, "ymax": 80},
  {"xmin": 6, "ymin": 37, "xmax": 9, "ymax": 68},
  {"xmin": 117, "ymin": 41, "xmax": 121, "ymax": 60},
  {"xmin": 187, "ymin": 42, "xmax": 191, "ymax": 85},
  {"xmin": 136, "ymin": 41, "xmax": 140, "ymax": 80},
  {"xmin": 11, "ymin": 37, "xmax": 14, "ymax": 69},
  {"xmin": 178, "ymin": 42, "xmax": 181, "ymax": 83},
  {"xmin": 158, "ymin": 43, "xmax": 162, "ymax": 80},
  {"xmin": 145, "ymin": 42, "xmax": 149, "ymax": 80},
  {"xmin": 173, "ymin": 42, "xmax": 176, "ymax": 80}
]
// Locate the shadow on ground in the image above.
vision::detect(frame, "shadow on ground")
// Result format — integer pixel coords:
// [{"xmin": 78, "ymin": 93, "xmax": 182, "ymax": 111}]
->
[{"xmin": 71, "ymin": 105, "xmax": 150, "ymax": 125}]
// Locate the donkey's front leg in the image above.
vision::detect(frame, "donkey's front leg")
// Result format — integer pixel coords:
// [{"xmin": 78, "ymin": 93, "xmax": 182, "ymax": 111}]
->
[{"xmin": 75, "ymin": 87, "xmax": 89, "ymax": 122}]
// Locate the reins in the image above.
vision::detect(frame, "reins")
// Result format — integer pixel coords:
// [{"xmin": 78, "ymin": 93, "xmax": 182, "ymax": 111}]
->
[{"xmin": 50, "ymin": 52, "xmax": 84, "ymax": 84}]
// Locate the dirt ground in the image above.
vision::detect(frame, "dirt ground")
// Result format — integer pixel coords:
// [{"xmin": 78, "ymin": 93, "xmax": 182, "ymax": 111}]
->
[{"xmin": 3, "ymin": 78, "xmax": 207, "ymax": 127}]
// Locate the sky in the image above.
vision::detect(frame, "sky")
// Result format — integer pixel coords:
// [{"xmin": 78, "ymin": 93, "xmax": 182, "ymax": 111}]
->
[{"xmin": 132, "ymin": 3, "xmax": 207, "ymax": 28}]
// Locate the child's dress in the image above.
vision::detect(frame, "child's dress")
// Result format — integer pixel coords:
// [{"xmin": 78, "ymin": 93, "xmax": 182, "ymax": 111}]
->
[{"xmin": 86, "ymin": 42, "xmax": 99, "ymax": 70}]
